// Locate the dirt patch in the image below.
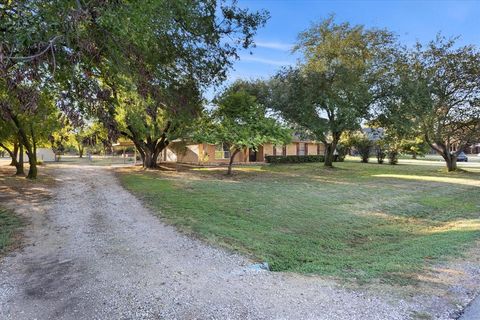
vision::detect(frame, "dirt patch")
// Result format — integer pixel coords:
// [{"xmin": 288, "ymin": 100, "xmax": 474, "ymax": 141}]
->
[
  {"xmin": 0, "ymin": 162, "xmax": 56, "ymax": 258},
  {"xmin": 0, "ymin": 163, "xmax": 55, "ymax": 203}
]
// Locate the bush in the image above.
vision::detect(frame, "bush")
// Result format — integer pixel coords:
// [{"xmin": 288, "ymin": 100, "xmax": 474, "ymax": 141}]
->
[
  {"xmin": 350, "ymin": 134, "xmax": 372, "ymax": 163},
  {"xmin": 388, "ymin": 150, "xmax": 399, "ymax": 165},
  {"xmin": 265, "ymin": 155, "xmax": 325, "ymax": 164},
  {"xmin": 376, "ymin": 149, "xmax": 386, "ymax": 164},
  {"xmin": 356, "ymin": 142, "xmax": 372, "ymax": 163}
]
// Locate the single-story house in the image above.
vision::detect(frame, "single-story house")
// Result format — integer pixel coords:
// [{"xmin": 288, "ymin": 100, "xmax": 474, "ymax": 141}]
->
[
  {"xmin": 466, "ymin": 143, "xmax": 480, "ymax": 154},
  {"xmin": 442, "ymin": 142, "xmax": 480, "ymax": 155},
  {"xmin": 162, "ymin": 138, "xmax": 326, "ymax": 165}
]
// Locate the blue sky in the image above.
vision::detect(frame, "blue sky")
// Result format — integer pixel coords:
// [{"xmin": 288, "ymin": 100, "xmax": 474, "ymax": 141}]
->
[{"xmin": 225, "ymin": 0, "xmax": 480, "ymax": 86}]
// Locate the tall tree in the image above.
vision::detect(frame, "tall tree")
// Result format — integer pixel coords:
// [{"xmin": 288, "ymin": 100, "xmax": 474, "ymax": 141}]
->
[
  {"xmin": 378, "ymin": 37, "xmax": 480, "ymax": 171},
  {"xmin": 0, "ymin": 1, "xmax": 66, "ymax": 178},
  {"xmin": 54, "ymin": 0, "xmax": 269, "ymax": 168},
  {"xmin": 197, "ymin": 88, "xmax": 291, "ymax": 175},
  {"xmin": 2, "ymin": 1, "xmax": 269, "ymax": 172},
  {"xmin": 0, "ymin": 75, "xmax": 59, "ymax": 178},
  {"xmin": 269, "ymin": 17, "xmax": 396, "ymax": 167},
  {"xmin": 112, "ymin": 79, "xmax": 202, "ymax": 168}
]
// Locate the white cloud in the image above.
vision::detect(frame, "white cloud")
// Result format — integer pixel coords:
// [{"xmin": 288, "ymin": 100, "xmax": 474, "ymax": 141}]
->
[
  {"xmin": 255, "ymin": 41, "xmax": 294, "ymax": 51},
  {"xmin": 240, "ymin": 55, "xmax": 294, "ymax": 66}
]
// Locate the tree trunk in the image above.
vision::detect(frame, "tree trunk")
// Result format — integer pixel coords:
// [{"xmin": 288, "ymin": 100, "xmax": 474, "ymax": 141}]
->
[
  {"xmin": 78, "ymin": 144, "xmax": 84, "ymax": 158},
  {"xmin": 135, "ymin": 138, "xmax": 169, "ymax": 169},
  {"xmin": 324, "ymin": 143, "xmax": 334, "ymax": 167},
  {"xmin": 324, "ymin": 134, "xmax": 340, "ymax": 168},
  {"xmin": 425, "ymin": 137, "xmax": 457, "ymax": 172},
  {"xmin": 14, "ymin": 160, "xmax": 24, "ymax": 176},
  {"xmin": 26, "ymin": 155, "xmax": 37, "ymax": 179},
  {"xmin": 121, "ymin": 123, "xmax": 172, "ymax": 170},
  {"xmin": 412, "ymin": 152, "xmax": 417, "ymax": 160},
  {"xmin": 9, "ymin": 142, "xmax": 18, "ymax": 166},
  {"xmin": 140, "ymin": 141, "xmax": 168, "ymax": 169},
  {"xmin": 26, "ymin": 143, "xmax": 37, "ymax": 179},
  {"xmin": 9, "ymin": 115, "xmax": 38, "ymax": 179},
  {"xmin": 227, "ymin": 149, "xmax": 240, "ymax": 175},
  {"xmin": 0, "ymin": 142, "xmax": 24, "ymax": 176},
  {"xmin": 142, "ymin": 149, "xmax": 157, "ymax": 168},
  {"xmin": 25, "ymin": 126, "xmax": 38, "ymax": 179},
  {"xmin": 442, "ymin": 152, "xmax": 457, "ymax": 172},
  {"xmin": 17, "ymin": 144, "xmax": 24, "ymax": 175}
]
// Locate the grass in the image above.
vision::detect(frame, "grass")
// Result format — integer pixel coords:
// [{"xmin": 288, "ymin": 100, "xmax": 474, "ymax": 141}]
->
[
  {"xmin": 119, "ymin": 160, "xmax": 480, "ymax": 284},
  {"xmin": 0, "ymin": 207, "xmax": 23, "ymax": 253}
]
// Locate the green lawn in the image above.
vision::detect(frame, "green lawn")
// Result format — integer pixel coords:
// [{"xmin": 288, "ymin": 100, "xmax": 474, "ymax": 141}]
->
[
  {"xmin": 119, "ymin": 161, "xmax": 480, "ymax": 283},
  {"xmin": 0, "ymin": 207, "xmax": 23, "ymax": 253}
]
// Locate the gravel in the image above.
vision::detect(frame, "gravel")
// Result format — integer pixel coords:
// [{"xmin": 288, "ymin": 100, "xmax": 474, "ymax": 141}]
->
[{"xmin": 0, "ymin": 164, "xmax": 473, "ymax": 319}]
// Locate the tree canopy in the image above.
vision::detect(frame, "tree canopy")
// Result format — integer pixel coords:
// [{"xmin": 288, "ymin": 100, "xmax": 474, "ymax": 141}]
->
[
  {"xmin": 376, "ymin": 36, "xmax": 480, "ymax": 171},
  {"xmin": 2, "ymin": 4, "xmax": 480, "ymax": 176},
  {"xmin": 55, "ymin": 0, "xmax": 269, "ymax": 168},
  {"xmin": 268, "ymin": 17, "xmax": 397, "ymax": 167},
  {"xmin": 1, "ymin": 0, "xmax": 269, "ymax": 174}
]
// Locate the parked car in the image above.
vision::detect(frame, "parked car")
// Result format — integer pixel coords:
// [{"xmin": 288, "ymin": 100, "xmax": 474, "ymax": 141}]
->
[{"xmin": 457, "ymin": 151, "xmax": 468, "ymax": 162}]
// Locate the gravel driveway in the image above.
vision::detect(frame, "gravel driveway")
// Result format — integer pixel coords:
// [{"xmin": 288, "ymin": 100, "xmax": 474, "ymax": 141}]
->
[{"xmin": 0, "ymin": 164, "xmax": 460, "ymax": 319}]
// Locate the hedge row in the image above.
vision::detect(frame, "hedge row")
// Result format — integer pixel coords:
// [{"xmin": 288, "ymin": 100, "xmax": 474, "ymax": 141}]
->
[{"xmin": 265, "ymin": 155, "xmax": 325, "ymax": 164}]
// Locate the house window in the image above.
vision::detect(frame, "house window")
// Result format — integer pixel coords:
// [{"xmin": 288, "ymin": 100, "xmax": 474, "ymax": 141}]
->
[
  {"xmin": 274, "ymin": 145, "xmax": 285, "ymax": 156},
  {"xmin": 215, "ymin": 143, "xmax": 230, "ymax": 159},
  {"xmin": 297, "ymin": 143, "xmax": 306, "ymax": 156}
]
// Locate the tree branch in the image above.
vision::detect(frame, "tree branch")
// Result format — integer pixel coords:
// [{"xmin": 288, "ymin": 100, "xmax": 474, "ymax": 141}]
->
[{"xmin": 10, "ymin": 35, "xmax": 63, "ymax": 61}]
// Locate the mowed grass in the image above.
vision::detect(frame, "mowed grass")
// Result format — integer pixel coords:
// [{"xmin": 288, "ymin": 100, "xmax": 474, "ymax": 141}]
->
[
  {"xmin": 119, "ymin": 161, "xmax": 480, "ymax": 283},
  {"xmin": 0, "ymin": 207, "xmax": 23, "ymax": 253}
]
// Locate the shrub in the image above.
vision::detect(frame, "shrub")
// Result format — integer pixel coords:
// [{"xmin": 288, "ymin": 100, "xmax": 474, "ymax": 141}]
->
[
  {"xmin": 376, "ymin": 149, "xmax": 386, "ymax": 164},
  {"xmin": 355, "ymin": 140, "xmax": 372, "ymax": 163},
  {"xmin": 349, "ymin": 133, "xmax": 373, "ymax": 163},
  {"xmin": 388, "ymin": 150, "xmax": 399, "ymax": 165},
  {"xmin": 265, "ymin": 155, "xmax": 325, "ymax": 164}
]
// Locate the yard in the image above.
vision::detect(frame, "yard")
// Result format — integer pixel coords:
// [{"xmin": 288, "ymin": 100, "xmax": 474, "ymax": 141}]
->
[
  {"xmin": 0, "ymin": 159, "xmax": 50, "ymax": 256},
  {"xmin": 0, "ymin": 207, "xmax": 23, "ymax": 254},
  {"xmin": 119, "ymin": 160, "xmax": 480, "ymax": 284}
]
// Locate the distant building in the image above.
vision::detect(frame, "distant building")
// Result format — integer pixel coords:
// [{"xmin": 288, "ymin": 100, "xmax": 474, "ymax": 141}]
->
[
  {"xmin": 468, "ymin": 143, "xmax": 480, "ymax": 154},
  {"xmin": 24, "ymin": 148, "xmax": 56, "ymax": 162}
]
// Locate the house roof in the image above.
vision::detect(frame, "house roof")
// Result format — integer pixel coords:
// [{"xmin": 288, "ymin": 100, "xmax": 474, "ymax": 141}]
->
[
  {"xmin": 362, "ymin": 128, "xmax": 385, "ymax": 141},
  {"xmin": 291, "ymin": 132, "xmax": 320, "ymax": 143}
]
